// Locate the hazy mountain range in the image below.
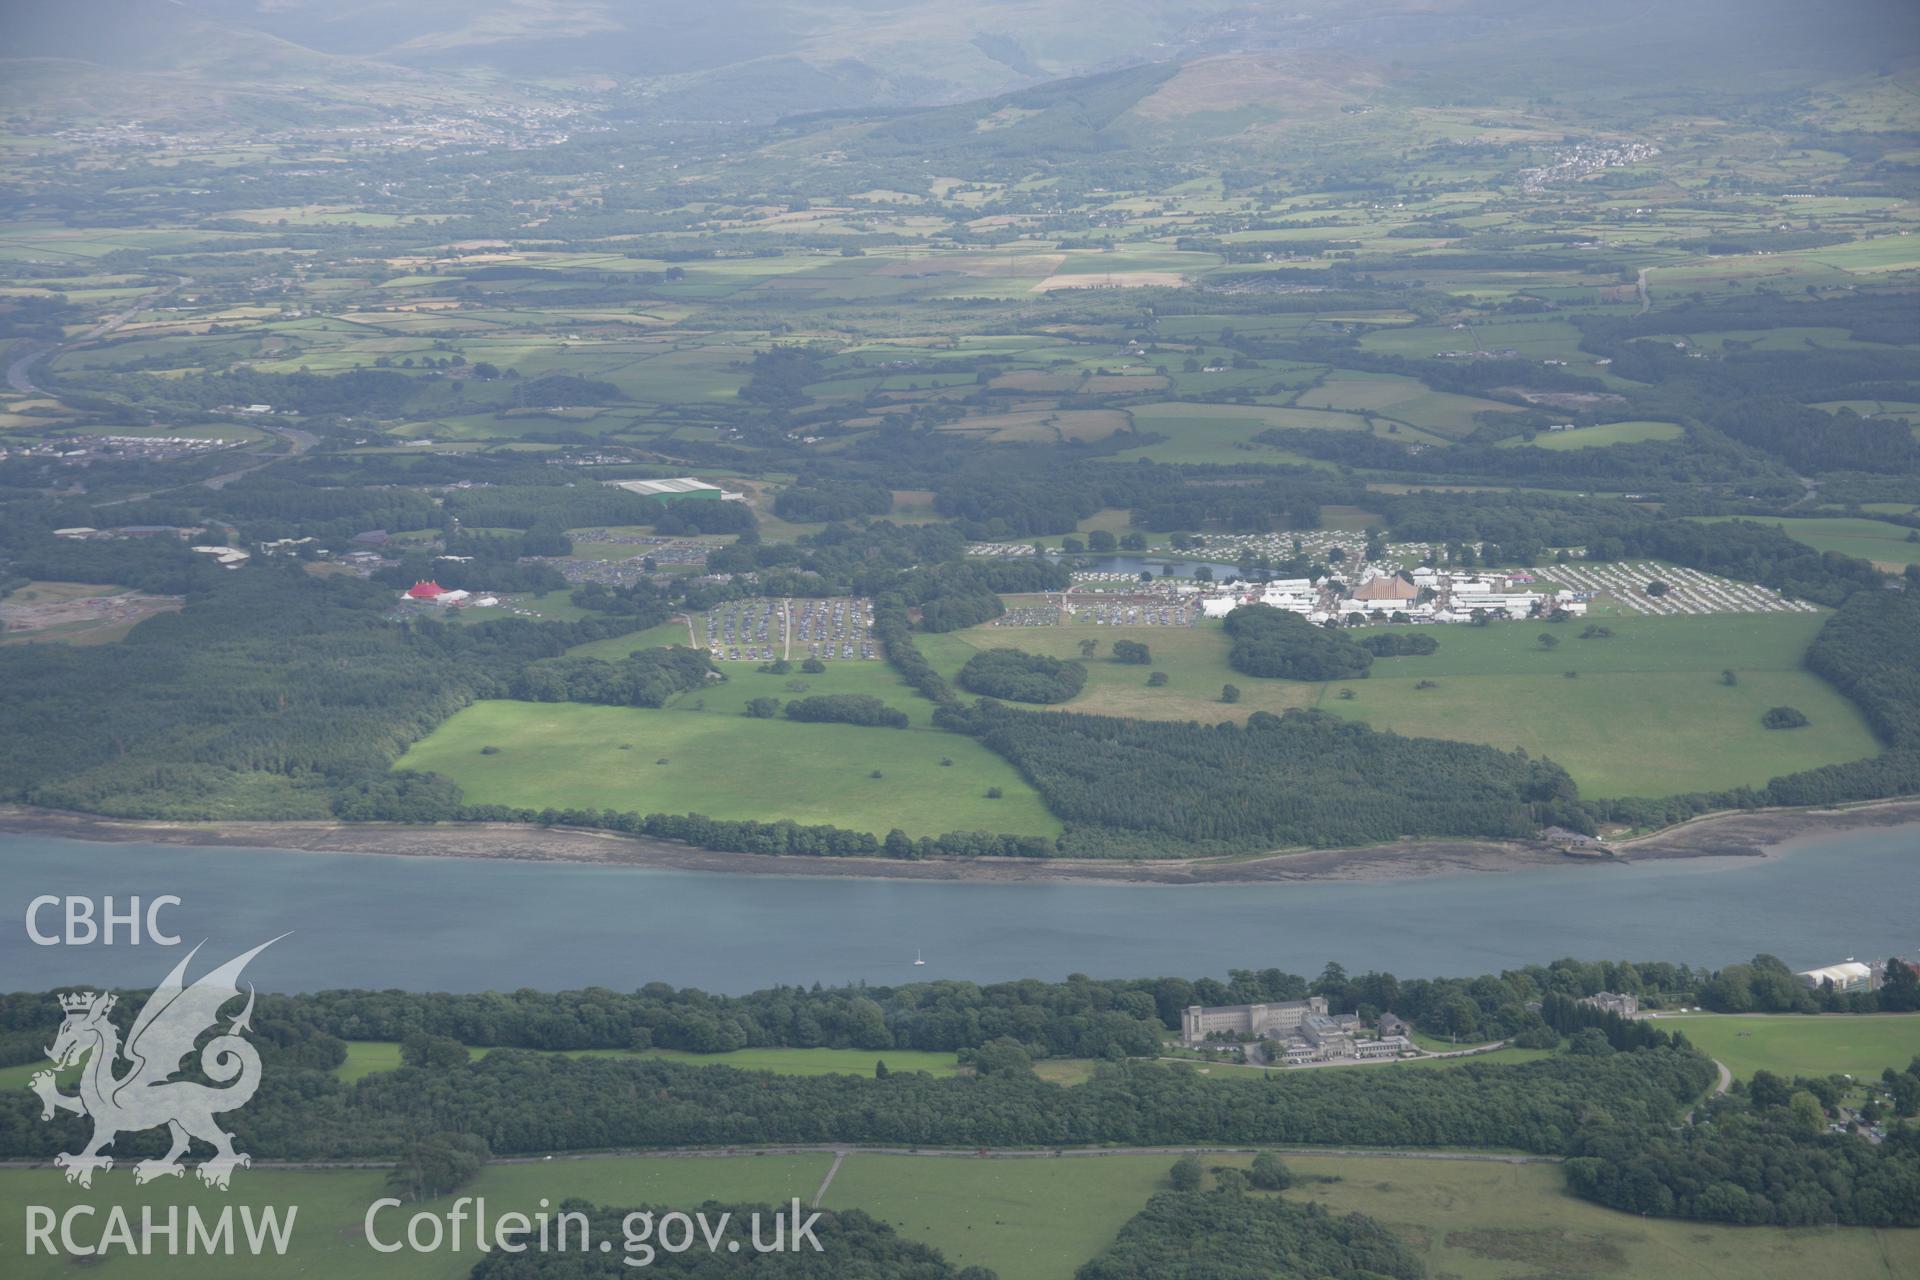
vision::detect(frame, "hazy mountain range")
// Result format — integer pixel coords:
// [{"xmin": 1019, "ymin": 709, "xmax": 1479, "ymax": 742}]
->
[{"xmin": 1, "ymin": 0, "xmax": 1912, "ymax": 133}]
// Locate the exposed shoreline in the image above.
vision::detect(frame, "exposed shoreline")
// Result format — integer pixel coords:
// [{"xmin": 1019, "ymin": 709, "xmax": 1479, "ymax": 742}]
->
[{"xmin": 3, "ymin": 799, "xmax": 1917, "ymax": 885}]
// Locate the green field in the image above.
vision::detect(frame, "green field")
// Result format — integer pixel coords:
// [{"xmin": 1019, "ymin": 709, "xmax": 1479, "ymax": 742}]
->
[
  {"xmin": 638, "ymin": 1047, "xmax": 964, "ymax": 1076},
  {"xmin": 2, "ymin": 1150, "xmax": 1911, "ymax": 1280},
  {"xmin": 1328, "ymin": 667, "xmax": 1879, "ymax": 799},
  {"xmin": 824, "ymin": 1153, "xmax": 1169, "ymax": 1278},
  {"xmin": 1291, "ymin": 367, "xmax": 1534, "ymax": 437},
  {"xmin": 921, "ymin": 612, "xmax": 1880, "ymax": 798},
  {"xmin": 1506, "ymin": 420, "xmax": 1684, "ymax": 450},
  {"xmin": 1106, "ymin": 400, "xmax": 1365, "ymax": 465},
  {"xmin": 660, "ymin": 658, "xmax": 935, "ymax": 723},
  {"xmin": 334, "ymin": 1041, "xmax": 966, "ymax": 1080},
  {"xmin": 1268, "ymin": 1153, "xmax": 1920, "ymax": 1280},
  {"xmin": 1647, "ymin": 1013, "xmax": 1920, "ymax": 1081},
  {"xmin": 336, "ymin": 1040, "xmax": 405, "ymax": 1083},
  {"xmin": 917, "ymin": 624, "xmax": 1319, "ymax": 724},
  {"xmin": 5, "ymin": 1148, "xmax": 1913, "ymax": 1280},
  {"xmin": 1318, "ymin": 616, "xmax": 1881, "ymax": 798},
  {"xmin": 395, "ymin": 699, "xmax": 1060, "ymax": 839},
  {"xmin": 0, "ymin": 1061, "xmax": 75, "ymax": 1092},
  {"xmin": 562, "ymin": 619, "xmax": 697, "ymax": 662},
  {"xmin": 1701, "ymin": 516, "xmax": 1920, "ymax": 570}
]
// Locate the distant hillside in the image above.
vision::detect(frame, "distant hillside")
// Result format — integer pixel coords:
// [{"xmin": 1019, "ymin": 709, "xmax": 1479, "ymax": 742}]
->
[
  {"xmin": 0, "ymin": 0, "xmax": 414, "ymax": 78},
  {"xmin": 1, "ymin": 0, "xmax": 1911, "ymax": 131}
]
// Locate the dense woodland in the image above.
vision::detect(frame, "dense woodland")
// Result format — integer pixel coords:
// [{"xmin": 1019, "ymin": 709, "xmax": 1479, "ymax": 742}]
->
[
  {"xmin": 514, "ymin": 646, "xmax": 716, "ymax": 708},
  {"xmin": 1567, "ymin": 1061, "xmax": 1920, "ymax": 1227},
  {"xmin": 0, "ymin": 1033, "xmax": 1712, "ymax": 1162},
  {"xmin": 956, "ymin": 648, "xmax": 1089, "ymax": 704},
  {"xmin": 5, "ymin": 961, "xmax": 1911, "ymax": 1231},
  {"xmin": 0, "ymin": 955, "xmax": 1724, "ymax": 1071},
  {"xmin": 1224, "ymin": 604, "xmax": 1375, "ymax": 681},
  {"xmin": 781, "ymin": 693, "xmax": 911, "ymax": 728},
  {"xmin": 937, "ymin": 700, "xmax": 1577, "ymax": 853},
  {"xmin": 1077, "ymin": 1189, "xmax": 1426, "ymax": 1280},
  {"xmin": 0, "ymin": 559, "xmax": 648, "ymax": 819}
]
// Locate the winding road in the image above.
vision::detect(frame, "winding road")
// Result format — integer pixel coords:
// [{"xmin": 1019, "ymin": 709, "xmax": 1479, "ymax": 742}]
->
[
  {"xmin": 3, "ymin": 340, "xmax": 54, "ymax": 396},
  {"xmin": 5, "ymin": 274, "xmax": 193, "ymax": 396}
]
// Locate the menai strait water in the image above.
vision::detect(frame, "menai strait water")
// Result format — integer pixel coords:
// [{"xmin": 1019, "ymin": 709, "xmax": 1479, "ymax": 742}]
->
[{"xmin": 2, "ymin": 826, "xmax": 1916, "ymax": 994}]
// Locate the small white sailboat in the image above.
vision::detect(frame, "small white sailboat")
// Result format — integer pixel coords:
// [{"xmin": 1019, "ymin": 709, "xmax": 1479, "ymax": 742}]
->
[{"xmin": 913, "ymin": 949, "xmax": 926, "ymax": 966}]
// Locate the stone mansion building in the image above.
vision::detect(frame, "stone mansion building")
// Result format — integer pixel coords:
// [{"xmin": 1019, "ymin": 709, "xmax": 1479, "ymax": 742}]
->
[{"xmin": 1181, "ymin": 997, "xmax": 1329, "ymax": 1044}]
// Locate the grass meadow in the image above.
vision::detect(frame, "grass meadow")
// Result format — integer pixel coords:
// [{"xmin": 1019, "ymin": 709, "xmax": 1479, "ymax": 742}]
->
[
  {"xmin": 1322, "ymin": 667, "xmax": 1875, "ymax": 798},
  {"xmin": 921, "ymin": 612, "xmax": 1880, "ymax": 798},
  {"xmin": 1505, "ymin": 420, "xmax": 1684, "ymax": 450},
  {"xmin": 918, "ymin": 624, "xmax": 1319, "ymax": 724},
  {"xmin": 1268, "ymin": 1153, "xmax": 1920, "ymax": 1280},
  {"xmin": 1700, "ymin": 516, "xmax": 1920, "ymax": 570},
  {"xmin": 332, "ymin": 1041, "xmax": 968, "ymax": 1082},
  {"xmin": 560, "ymin": 619, "xmax": 696, "ymax": 661},
  {"xmin": 1647, "ymin": 1013, "xmax": 1920, "ymax": 1081},
  {"xmin": 4, "ymin": 1148, "xmax": 1911, "ymax": 1280},
  {"xmin": 395, "ymin": 699, "xmax": 1060, "ymax": 839},
  {"xmin": 11, "ymin": 1025, "xmax": 1914, "ymax": 1279},
  {"xmin": 1319, "ymin": 615, "xmax": 1879, "ymax": 798}
]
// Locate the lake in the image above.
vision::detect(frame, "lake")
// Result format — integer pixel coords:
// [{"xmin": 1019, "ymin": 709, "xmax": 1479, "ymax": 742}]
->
[{"xmin": 2, "ymin": 825, "xmax": 1916, "ymax": 994}]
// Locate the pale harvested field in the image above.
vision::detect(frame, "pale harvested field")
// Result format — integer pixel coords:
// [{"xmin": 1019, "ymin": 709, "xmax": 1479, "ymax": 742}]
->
[{"xmin": 875, "ymin": 253, "xmax": 1062, "ymax": 278}]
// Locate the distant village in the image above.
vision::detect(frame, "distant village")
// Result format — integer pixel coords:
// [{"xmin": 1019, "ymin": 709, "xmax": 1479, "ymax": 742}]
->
[{"xmin": 0, "ymin": 432, "xmax": 245, "ymax": 465}]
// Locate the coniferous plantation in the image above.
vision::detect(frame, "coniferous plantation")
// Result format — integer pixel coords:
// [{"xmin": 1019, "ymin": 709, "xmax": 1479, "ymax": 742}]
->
[{"xmin": 2, "ymin": 2, "xmax": 1919, "ymax": 1276}]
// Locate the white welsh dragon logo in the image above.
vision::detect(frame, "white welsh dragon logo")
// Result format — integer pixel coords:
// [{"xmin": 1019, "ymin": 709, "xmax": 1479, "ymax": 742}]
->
[{"xmin": 30, "ymin": 937, "xmax": 283, "ymax": 1190}]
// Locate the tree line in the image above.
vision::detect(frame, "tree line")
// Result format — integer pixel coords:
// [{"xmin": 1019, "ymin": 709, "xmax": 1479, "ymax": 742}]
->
[
  {"xmin": 934, "ymin": 700, "xmax": 1579, "ymax": 854},
  {"xmin": 0, "ymin": 958, "xmax": 1720, "ymax": 1080},
  {"xmin": 957, "ymin": 648, "xmax": 1088, "ymax": 703},
  {"xmin": 0, "ymin": 1038, "xmax": 1712, "ymax": 1164},
  {"xmin": 1079, "ymin": 1188, "xmax": 1424, "ymax": 1280},
  {"xmin": 1566, "ymin": 1062, "xmax": 1920, "ymax": 1227},
  {"xmin": 1224, "ymin": 604, "xmax": 1374, "ymax": 681}
]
